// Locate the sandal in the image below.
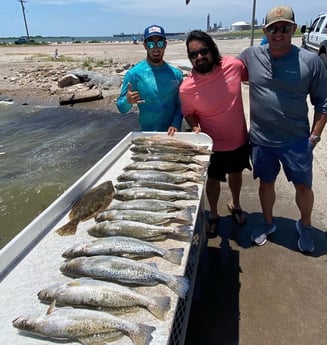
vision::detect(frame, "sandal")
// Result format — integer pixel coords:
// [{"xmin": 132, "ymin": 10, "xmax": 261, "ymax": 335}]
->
[
  {"xmin": 205, "ymin": 216, "xmax": 219, "ymax": 236},
  {"xmin": 227, "ymin": 204, "xmax": 247, "ymax": 225}
]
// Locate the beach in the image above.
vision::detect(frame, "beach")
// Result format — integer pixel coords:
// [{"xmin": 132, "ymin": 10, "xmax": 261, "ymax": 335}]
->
[{"xmin": 0, "ymin": 37, "xmax": 262, "ymax": 109}]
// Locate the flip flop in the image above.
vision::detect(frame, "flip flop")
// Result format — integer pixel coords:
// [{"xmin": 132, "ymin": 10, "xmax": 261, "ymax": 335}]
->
[
  {"xmin": 205, "ymin": 216, "xmax": 219, "ymax": 236},
  {"xmin": 227, "ymin": 204, "xmax": 247, "ymax": 225}
]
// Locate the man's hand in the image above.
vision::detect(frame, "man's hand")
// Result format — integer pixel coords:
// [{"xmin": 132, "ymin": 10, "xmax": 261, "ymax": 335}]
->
[
  {"xmin": 167, "ymin": 126, "xmax": 178, "ymax": 136},
  {"xmin": 126, "ymin": 83, "xmax": 145, "ymax": 105}
]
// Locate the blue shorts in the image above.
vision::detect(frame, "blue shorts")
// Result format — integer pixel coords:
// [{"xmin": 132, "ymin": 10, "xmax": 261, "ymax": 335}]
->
[{"xmin": 251, "ymin": 137, "xmax": 313, "ymax": 188}]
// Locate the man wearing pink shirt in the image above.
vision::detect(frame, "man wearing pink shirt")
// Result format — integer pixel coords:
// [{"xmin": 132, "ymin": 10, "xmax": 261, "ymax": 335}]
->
[{"xmin": 179, "ymin": 30, "xmax": 251, "ymax": 235}]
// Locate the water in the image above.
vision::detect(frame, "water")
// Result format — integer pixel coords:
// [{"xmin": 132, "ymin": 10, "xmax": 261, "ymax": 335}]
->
[
  {"xmin": 0, "ymin": 34, "xmax": 187, "ymax": 45},
  {"xmin": 0, "ymin": 103, "xmax": 139, "ymax": 249}
]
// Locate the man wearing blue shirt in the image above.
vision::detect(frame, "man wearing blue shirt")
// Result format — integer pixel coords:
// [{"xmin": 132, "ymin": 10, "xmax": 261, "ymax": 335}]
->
[{"xmin": 116, "ymin": 24, "xmax": 183, "ymax": 136}]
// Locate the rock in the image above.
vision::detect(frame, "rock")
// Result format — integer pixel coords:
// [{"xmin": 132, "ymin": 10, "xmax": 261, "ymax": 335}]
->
[
  {"xmin": 58, "ymin": 74, "xmax": 81, "ymax": 88},
  {"xmin": 59, "ymin": 89, "xmax": 103, "ymax": 105}
]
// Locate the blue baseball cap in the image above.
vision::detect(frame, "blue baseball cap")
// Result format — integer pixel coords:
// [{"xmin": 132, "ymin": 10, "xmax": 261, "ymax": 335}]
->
[{"xmin": 144, "ymin": 25, "xmax": 166, "ymax": 40}]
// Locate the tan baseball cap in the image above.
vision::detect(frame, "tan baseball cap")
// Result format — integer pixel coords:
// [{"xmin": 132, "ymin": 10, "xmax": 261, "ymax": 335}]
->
[{"xmin": 265, "ymin": 5, "xmax": 295, "ymax": 27}]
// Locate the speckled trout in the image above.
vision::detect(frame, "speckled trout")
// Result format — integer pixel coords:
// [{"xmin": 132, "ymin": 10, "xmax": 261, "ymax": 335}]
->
[
  {"xmin": 38, "ymin": 278, "xmax": 170, "ymax": 320},
  {"xmin": 132, "ymin": 135, "xmax": 210, "ymax": 153},
  {"xmin": 60, "ymin": 256, "xmax": 190, "ymax": 298},
  {"xmin": 62, "ymin": 236, "xmax": 184, "ymax": 265},
  {"xmin": 130, "ymin": 153, "xmax": 206, "ymax": 166},
  {"xmin": 130, "ymin": 144, "xmax": 208, "ymax": 156},
  {"xmin": 124, "ymin": 161, "xmax": 205, "ymax": 174},
  {"xmin": 88, "ymin": 220, "xmax": 193, "ymax": 241},
  {"xmin": 117, "ymin": 170, "xmax": 205, "ymax": 184},
  {"xmin": 106, "ymin": 199, "xmax": 185, "ymax": 212},
  {"xmin": 114, "ymin": 180, "xmax": 199, "ymax": 194},
  {"xmin": 113, "ymin": 187, "xmax": 199, "ymax": 202},
  {"xmin": 96, "ymin": 208, "xmax": 193, "ymax": 225},
  {"xmin": 13, "ymin": 302, "xmax": 155, "ymax": 345}
]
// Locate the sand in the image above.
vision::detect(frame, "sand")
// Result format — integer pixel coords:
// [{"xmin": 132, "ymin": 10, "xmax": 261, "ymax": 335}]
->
[{"xmin": 0, "ymin": 37, "xmax": 302, "ymax": 110}]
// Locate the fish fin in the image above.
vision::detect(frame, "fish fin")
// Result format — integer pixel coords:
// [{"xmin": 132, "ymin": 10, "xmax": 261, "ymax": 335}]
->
[
  {"xmin": 148, "ymin": 296, "xmax": 171, "ymax": 320},
  {"xmin": 129, "ymin": 323, "xmax": 155, "ymax": 345},
  {"xmin": 47, "ymin": 300, "xmax": 56, "ymax": 314},
  {"xmin": 163, "ymin": 248, "xmax": 184, "ymax": 265},
  {"xmin": 67, "ymin": 280, "xmax": 82, "ymax": 287},
  {"xmin": 167, "ymin": 275, "xmax": 190, "ymax": 299},
  {"xmin": 55, "ymin": 219, "xmax": 79, "ymax": 236}
]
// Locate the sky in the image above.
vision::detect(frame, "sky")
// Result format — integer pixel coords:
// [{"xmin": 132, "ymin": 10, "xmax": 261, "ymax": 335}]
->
[{"xmin": 0, "ymin": 1, "xmax": 324, "ymax": 38}]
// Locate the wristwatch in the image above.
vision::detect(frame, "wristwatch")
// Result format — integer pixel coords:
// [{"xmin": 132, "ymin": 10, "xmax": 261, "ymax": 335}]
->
[{"xmin": 310, "ymin": 135, "xmax": 321, "ymax": 145}]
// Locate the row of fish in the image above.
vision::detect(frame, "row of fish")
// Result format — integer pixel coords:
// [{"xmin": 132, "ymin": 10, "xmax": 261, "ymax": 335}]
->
[{"xmin": 13, "ymin": 135, "xmax": 211, "ymax": 345}]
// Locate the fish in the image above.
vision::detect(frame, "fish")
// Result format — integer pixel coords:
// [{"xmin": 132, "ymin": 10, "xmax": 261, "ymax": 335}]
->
[
  {"xmin": 115, "ymin": 180, "xmax": 199, "ymax": 194},
  {"xmin": 13, "ymin": 301, "xmax": 155, "ymax": 345},
  {"xmin": 106, "ymin": 198, "xmax": 185, "ymax": 212},
  {"xmin": 88, "ymin": 220, "xmax": 193, "ymax": 241},
  {"xmin": 113, "ymin": 187, "xmax": 198, "ymax": 203},
  {"xmin": 62, "ymin": 236, "xmax": 184, "ymax": 264},
  {"xmin": 60, "ymin": 255, "xmax": 190, "ymax": 298},
  {"xmin": 123, "ymin": 161, "xmax": 205, "ymax": 174},
  {"xmin": 95, "ymin": 208, "xmax": 193, "ymax": 225},
  {"xmin": 131, "ymin": 152, "xmax": 207, "ymax": 166},
  {"xmin": 37, "ymin": 278, "xmax": 171, "ymax": 320},
  {"xmin": 132, "ymin": 135, "xmax": 210, "ymax": 153},
  {"xmin": 130, "ymin": 144, "xmax": 208, "ymax": 156},
  {"xmin": 117, "ymin": 170, "xmax": 205, "ymax": 184},
  {"xmin": 55, "ymin": 180, "xmax": 115, "ymax": 236}
]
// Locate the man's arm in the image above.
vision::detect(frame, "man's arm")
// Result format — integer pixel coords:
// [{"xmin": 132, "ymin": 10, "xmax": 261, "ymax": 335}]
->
[
  {"xmin": 310, "ymin": 112, "xmax": 327, "ymax": 145},
  {"xmin": 184, "ymin": 114, "xmax": 201, "ymax": 133}
]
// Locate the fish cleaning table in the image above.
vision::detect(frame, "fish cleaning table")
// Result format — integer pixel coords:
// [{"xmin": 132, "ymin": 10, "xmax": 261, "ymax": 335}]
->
[{"xmin": 0, "ymin": 131, "xmax": 212, "ymax": 345}]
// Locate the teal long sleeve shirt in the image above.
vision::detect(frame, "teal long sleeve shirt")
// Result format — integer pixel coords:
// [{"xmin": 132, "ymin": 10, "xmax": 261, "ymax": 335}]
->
[{"xmin": 116, "ymin": 60, "xmax": 183, "ymax": 131}]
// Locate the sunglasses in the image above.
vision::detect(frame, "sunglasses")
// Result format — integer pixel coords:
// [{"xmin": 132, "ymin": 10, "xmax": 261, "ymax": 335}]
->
[
  {"xmin": 146, "ymin": 40, "xmax": 165, "ymax": 49},
  {"xmin": 188, "ymin": 47, "xmax": 210, "ymax": 59},
  {"xmin": 266, "ymin": 24, "xmax": 293, "ymax": 35}
]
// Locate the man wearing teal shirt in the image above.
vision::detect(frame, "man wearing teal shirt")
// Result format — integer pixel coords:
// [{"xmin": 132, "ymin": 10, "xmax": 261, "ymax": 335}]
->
[{"xmin": 116, "ymin": 24, "xmax": 183, "ymax": 136}]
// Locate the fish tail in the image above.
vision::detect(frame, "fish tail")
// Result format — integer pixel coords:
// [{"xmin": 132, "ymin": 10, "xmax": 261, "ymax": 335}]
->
[
  {"xmin": 191, "ymin": 157, "xmax": 207, "ymax": 166},
  {"xmin": 187, "ymin": 173, "xmax": 206, "ymax": 184},
  {"xmin": 184, "ymin": 184, "xmax": 199, "ymax": 194},
  {"xmin": 148, "ymin": 296, "xmax": 171, "ymax": 319},
  {"xmin": 55, "ymin": 219, "xmax": 79, "ymax": 236},
  {"xmin": 187, "ymin": 205, "xmax": 197, "ymax": 213},
  {"xmin": 178, "ymin": 208, "xmax": 194, "ymax": 224},
  {"xmin": 130, "ymin": 323, "xmax": 155, "ymax": 345},
  {"xmin": 197, "ymin": 145, "xmax": 211, "ymax": 154},
  {"xmin": 166, "ymin": 275, "xmax": 190, "ymax": 299},
  {"xmin": 175, "ymin": 225, "xmax": 193, "ymax": 241},
  {"xmin": 163, "ymin": 248, "xmax": 184, "ymax": 265}
]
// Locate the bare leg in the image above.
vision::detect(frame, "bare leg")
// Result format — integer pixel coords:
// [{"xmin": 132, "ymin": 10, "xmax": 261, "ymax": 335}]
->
[
  {"xmin": 294, "ymin": 183, "xmax": 314, "ymax": 226},
  {"xmin": 206, "ymin": 177, "xmax": 220, "ymax": 219},
  {"xmin": 259, "ymin": 180, "xmax": 276, "ymax": 224},
  {"xmin": 228, "ymin": 172, "xmax": 242, "ymax": 209},
  {"xmin": 228, "ymin": 172, "xmax": 246, "ymax": 224}
]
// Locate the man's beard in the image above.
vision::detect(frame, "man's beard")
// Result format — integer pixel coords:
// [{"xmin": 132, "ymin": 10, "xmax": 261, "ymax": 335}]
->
[{"xmin": 193, "ymin": 59, "xmax": 214, "ymax": 74}]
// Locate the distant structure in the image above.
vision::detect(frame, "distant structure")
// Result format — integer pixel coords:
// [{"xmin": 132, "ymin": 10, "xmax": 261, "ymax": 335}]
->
[
  {"xmin": 231, "ymin": 21, "xmax": 251, "ymax": 31},
  {"xmin": 207, "ymin": 13, "xmax": 210, "ymax": 32}
]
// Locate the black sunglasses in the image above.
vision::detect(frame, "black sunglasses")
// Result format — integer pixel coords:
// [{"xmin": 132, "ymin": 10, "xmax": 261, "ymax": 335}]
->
[
  {"xmin": 266, "ymin": 24, "xmax": 293, "ymax": 35},
  {"xmin": 188, "ymin": 47, "xmax": 210, "ymax": 59}
]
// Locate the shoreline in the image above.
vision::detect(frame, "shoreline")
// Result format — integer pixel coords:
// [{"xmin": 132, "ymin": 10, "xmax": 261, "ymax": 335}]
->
[{"xmin": 0, "ymin": 37, "xmax": 302, "ymax": 110}]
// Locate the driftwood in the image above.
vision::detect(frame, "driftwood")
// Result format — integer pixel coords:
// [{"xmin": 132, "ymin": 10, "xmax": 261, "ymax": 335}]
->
[{"xmin": 59, "ymin": 89, "xmax": 103, "ymax": 105}]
